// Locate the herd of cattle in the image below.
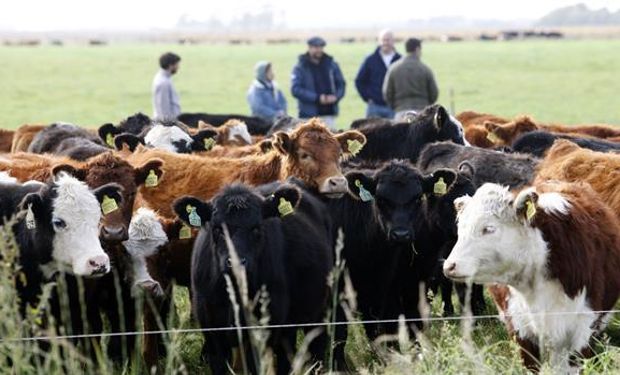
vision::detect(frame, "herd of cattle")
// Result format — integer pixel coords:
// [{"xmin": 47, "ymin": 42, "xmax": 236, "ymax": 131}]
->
[{"xmin": 0, "ymin": 104, "xmax": 619, "ymax": 373}]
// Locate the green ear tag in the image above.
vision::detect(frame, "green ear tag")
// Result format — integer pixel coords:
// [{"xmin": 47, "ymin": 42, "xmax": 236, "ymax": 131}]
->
[
  {"xmin": 354, "ymin": 179, "xmax": 374, "ymax": 202},
  {"xmin": 106, "ymin": 132, "xmax": 115, "ymax": 147},
  {"xmin": 203, "ymin": 137, "xmax": 217, "ymax": 151},
  {"xmin": 278, "ymin": 198, "xmax": 294, "ymax": 217},
  {"xmin": 433, "ymin": 177, "xmax": 447, "ymax": 196},
  {"xmin": 347, "ymin": 139, "xmax": 364, "ymax": 156},
  {"xmin": 526, "ymin": 200, "xmax": 536, "ymax": 221},
  {"xmin": 186, "ymin": 205, "xmax": 201, "ymax": 227},
  {"xmin": 145, "ymin": 169, "xmax": 159, "ymax": 187},
  {"xmin": 26, "ymin": 204, "xmax": 36, "ymax": 229},
  {"xmin": 486, "ymin": 131, "xmax": 501, "ymax": 144},
  {"xmin": 179, "ymin": 224, "xmax": 192, "ymax": 239},
  {"xmin": 101, "ymin": 195, "xmax": 119, "ymax": 215}
]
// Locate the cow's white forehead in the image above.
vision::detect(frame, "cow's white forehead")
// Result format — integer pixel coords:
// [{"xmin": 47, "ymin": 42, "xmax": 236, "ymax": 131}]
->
[
  {"xmin": 228, "ymin": 122, "xmax": 252, "ymax": 145},
  {"xmin": 52, "ymin": 173, "xmax": 101, "ymax": 222},
  {"xmin": 145, "ymin": 124, "xmax": 193, "ymax": 151},
  {"xmin": 127, "ymin": 207, "xmax": 167, "ymax": 241},
  {"xmin": 460, "ymin": 183, "xmax": 514, "ymax": 221}
]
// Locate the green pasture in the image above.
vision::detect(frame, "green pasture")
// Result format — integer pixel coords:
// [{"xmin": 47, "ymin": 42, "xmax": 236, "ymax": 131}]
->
[{"xmin": 0, "ymin": 39, "xmax": 619, "ymax": 129}]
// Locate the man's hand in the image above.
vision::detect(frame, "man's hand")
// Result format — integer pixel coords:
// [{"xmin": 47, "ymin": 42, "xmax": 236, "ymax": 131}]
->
[{"xmin": 325, "ymin": 94, "xmax": 337, "ymax": 104}]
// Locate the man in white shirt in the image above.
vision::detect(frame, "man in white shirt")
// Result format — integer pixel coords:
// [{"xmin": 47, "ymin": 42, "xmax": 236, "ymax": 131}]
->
[
  {"xmin": 152, "ymin": 52, "xmax": 181, "ymax": 119},
  {"xmin": 354, "ymin": 29, "xmax": 402, "ymax": 119}
]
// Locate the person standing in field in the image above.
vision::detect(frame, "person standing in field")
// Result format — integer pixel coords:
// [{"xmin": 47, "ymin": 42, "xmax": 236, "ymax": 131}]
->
[
  {"xmin": 247, "ymin": 61, "xmax": 287, "ymax": 124},
  {"xmin": 291, "ymin": 36, "xmax": 346, "ymax": 130},
  {"xmin": 355, "ymin": 29, "xmax": 401, "ymax": 119},
  {"xmin": 152, "ymin": 52, "xmax": 181, "ymax": 119},
  {"xmin": 383, "ymin": 38, "xmax": 438, "ymax": 121}
]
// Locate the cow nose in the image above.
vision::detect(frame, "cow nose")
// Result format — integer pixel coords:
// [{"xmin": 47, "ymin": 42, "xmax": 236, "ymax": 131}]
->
[
  {"xmin": 87, "ymin": 255, "xmax": 110, "ymax": 275},
  {"xmin": 326, "ymin": 176, "xmax": 348, "ymax": 191},
  {"xmin": 389, "ymin": 229, "xmax": 412, "ymax": 242},
  {"xmin": 101, "ymin": 225, "xmax": 128, "ymax": 242},
  {"xmin": 443, "ymin": 261, "xmax": 457, "ymax": 277}
]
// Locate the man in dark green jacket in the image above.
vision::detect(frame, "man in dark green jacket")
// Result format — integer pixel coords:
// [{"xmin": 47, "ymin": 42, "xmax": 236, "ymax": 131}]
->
[{"xmin": 382, "ymin": 38, "xmax": 438, "ymax": 121}]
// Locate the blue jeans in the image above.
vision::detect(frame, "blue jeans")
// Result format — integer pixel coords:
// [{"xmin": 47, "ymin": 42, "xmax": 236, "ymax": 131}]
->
[{"xmin": 366, "ymin": 101, "xmax": 395, "ymax": 119}]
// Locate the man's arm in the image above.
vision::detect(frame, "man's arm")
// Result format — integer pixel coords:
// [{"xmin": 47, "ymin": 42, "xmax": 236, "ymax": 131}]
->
[
  {"xmin": 354, "ymin": 57, "xmax": 371, "ymax": 102},
  {"xmin": 154, "ymin": 82, "xmax": 173, "ymax": 118},
  {"xmin": 291, "ymin": 64, "xmax": 319, "ymax": 103},
  {"xmin": 382, "ymin": 67, "xmax": 396, "ymax": 109},
  {"xmin": 427, "ymin": 69, "xmax": 439, "ymax": 104},
  {"xmin": 332, "ymin": 62, "xmax": 346, "ymax": 101}
]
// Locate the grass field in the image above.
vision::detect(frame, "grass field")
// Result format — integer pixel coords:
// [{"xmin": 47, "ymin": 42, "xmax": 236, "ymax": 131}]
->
[{"xmin": 1, "ymin": 39, "xmax": 620, "ymax": 129}]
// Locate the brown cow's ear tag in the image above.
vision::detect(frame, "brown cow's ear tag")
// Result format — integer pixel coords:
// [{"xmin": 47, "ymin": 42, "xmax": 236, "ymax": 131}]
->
[
  {"xmin": 278, "ymin": 198, "xmax": 294, "ymax": 217},
  {"xmin": 204, "ymin": 137, "xmax": 216, "ymax": 151},
  {"xmin": 179, "ymin": 224, "xmax": 192, "ymax": 239},
  {"xmin": 26, "ymin": 204, "xmax": 36, "ymax": 229},
  {"xmin": 526, "ymin": 199, "xmax": 536, "ymax": 221},
  {"xmin": 145, "ymin": 170, "xmax": 159, "ymax": 187},
  {"xmin": 347, "ymin": 139, "xmax": 364, "ymax": 156},
  {"xmin": 101, "ymin": 195, "xmax": 119, "ymax": 215},
  {"xmin": 354, "ymin": 179, "xmax": 374, "ymax": 202},
  {"xmin": 433, "ymin": 177, "xmax": 447, "ymax": 196},
  {"xmin": 186, "ymin": 205, "xmax": 202, "ymax": 227},
  {"xmin": 106, "ymin": 133, "xmax": 115, "ymax": 147},
  {"xmin": 486, "ymin": 131, "xmax": 501, "ymax": 144}
]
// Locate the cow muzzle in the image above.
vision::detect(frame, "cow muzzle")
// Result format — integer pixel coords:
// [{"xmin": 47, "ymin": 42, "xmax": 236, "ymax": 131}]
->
[
  {"xmin": 84, "ymin": 254, "xmax": 111, "ymax": 277},
  {"xmin": 388, "ymin": 228, "xmax": 412, "ymax": 242},
  {"xmin": 100, "ymin": 225, "xmax": 129, "ymax": 242},
  {"xmin": 319, "ymin": 175, "xmax": 348, "ymax": 197}
]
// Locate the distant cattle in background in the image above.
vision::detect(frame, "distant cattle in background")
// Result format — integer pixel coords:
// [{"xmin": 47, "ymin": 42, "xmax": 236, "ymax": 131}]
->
[
  {"xmin": 512, "ymin": 130, "xmax": 620, "ymax": 157},
  {"xmin": 11, "ymin": 124, "xmax": 47, "ymax": 153},
  {"xmin": 28, "ymin": 123, "xmax": 108, "ymax": 160},
  {"xmin": 177, "ymin": 112, "xmax": 272, "ymax": 135}
]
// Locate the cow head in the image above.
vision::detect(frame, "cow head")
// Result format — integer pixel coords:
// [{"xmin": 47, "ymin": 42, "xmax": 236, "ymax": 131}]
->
[
  {"xmin": 173, "ymin": 184, "xmax": 300, "ymax": 283},
  {"xmin": 98, "ymin": 112, "xmax": 153, "ymax": 146},
  {"xmin": 198, "ymin": 120, "xmax": 253, "ymax": 147},
  {"xmin": 484, "ymin": 116, "xmax": 538, "ymax": 146},
  {"xmin": 443, "ymin": 183, "xmax": 566, "ymax": 284},
  {"xmin": 414, "ymin": 105, "xmax": 467, "ymax": 146},
  {"xmin": 22, "ymin": 172, "xmax": 122, "ymax": 276},
  {"xmin": 273, "ymin": 119, "xmax": 366, "ymax": 197},
  {"xmin": 51, "ymin": 153, "xmax": 164, "ymax": 244},
  {"xmin": 346, "ymin": 160, "xmax": 456, "ymax": 243}
]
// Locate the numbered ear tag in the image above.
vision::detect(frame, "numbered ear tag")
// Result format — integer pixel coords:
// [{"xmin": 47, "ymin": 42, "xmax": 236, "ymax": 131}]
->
[
  {"xmin": 204, "ymin": 137, "xmax": 216, "ymax": 151},
  {"xmin": 486, "ymin": 131, "xmax": 501, "ymax": 144},
  {"xmin": 26, "ymin": 204, "xmax": 36, "ymax": 229},
  {"xmin": 526, "ymin": 200, "xmax": 536, "ymax": 221},
  {"xmin": 106, "ymin": 133, "xmax": 115, "ymax": 147},
  {"xmin": 278, "ymin": 198, "xmax": 294, "ymax": 217},
  {"xmin": 145, "ymin": 169, "xmax": 159, "ymax": 187},
  {"xmin": 347, "ymin": 139, "xmax": 364, "ymax": 156},
  {"xmin": 433, "ymin": 177, "xmax": 447, "ymax": 196},
  {"xmin": 354, "ymin": 179, "xmax": 374, "ymax": 202},
  {"xmin": 101, "ymin": 195, "xmax": 119, "ymax": 215},
  {"xmin": 186, "ymin": 205, "xmax": 201, "ymax": 227},
  {"xmin": 179, "ymin": 224, "xmax": 192, "ymax": 239}
]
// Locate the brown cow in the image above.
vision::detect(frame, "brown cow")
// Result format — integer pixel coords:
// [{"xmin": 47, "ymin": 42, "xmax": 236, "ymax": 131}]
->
[
  {"xmin": 455, "ymin": 110, "xmax": 509, "ymax": 129},
  {"xmin": 0, "ymin": 129, "xmax": 15, "ymax": 152},
  {"xmin": 196, "ymin": 119, "xmax": 253, "ymax": 147},
  {"xmin": 123, "ymin": 119, "xmax": 366, "ymax": 217},
  {"xmin": 11, "ymin": 124, "xmax": 46, "ymax": 153},
  {"xmin": 464, "ymin": 124, "xmax": 495, "ymax": 148},
  {"xmin": 534, "ymin": 139, "xmax": 620, "ymax": 218}
]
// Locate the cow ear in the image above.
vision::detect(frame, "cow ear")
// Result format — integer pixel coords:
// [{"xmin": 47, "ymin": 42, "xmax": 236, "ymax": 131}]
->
[
  {"xmin": 514, "ymin": 188, "xmax": 539, "ymax": 224},
  {"xmin": 51, "ymin": 164, "xmax": 86, "ymax": 180},
  {"xmin": 98, "ymin": 123, "xmax": 121, "ymax": 147},
  {"xmin": 258, "ymin": 138, "xmax": 273, "ymax": 154},
  {"xmin": 273, "ymin": 132, "xmax": 292, "ymax": 155},
  {"xmin": 92, "ymin": 183, "xmax": 124, "ymax": 208},
  {"xmin": 345, "ymin": 172, "xmax": 376, "ymax": 201},
  {"xmin": 262, "ymin": 185, "xmax": 302, "ymax": 218},
  {"xmin": 172, "ymin": 196, "xmax": 212, "ymax": 227},
  {"xmin": 458, "ymin": 161, "xmax": 475, "ymax": 180},
  {"xmin": 454, "ymin": 195, "xmax": 472, "ymax": 217},
  {"xmin": 114, "ymin": 133, "xmax": 144, "ymax": 152},
  {"xmin": 190, "ymin": 129, "xmax": 219, "ymax": 152},
  {"xmin": 336, "ymin": 130, "xmax": 367, "ymax": 158},
  {"xmin": 433, "ymin": 105, "xmax": 449, "ymax": 129},
  {"xmin": 484, "ymin": 121, "xmax": 501, "ymax": 135},
  {"xmin": 135, "ymin": 159, "xmax": 164, "ymax": 186},
  {"xmin": 423, "ymin": 169, "xmax": 457, "ymax": 197}
]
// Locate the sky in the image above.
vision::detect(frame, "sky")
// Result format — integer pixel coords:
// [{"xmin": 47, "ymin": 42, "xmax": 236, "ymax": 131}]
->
[{"xmin": 1, "ymin": 0, "xmax": 619, "ymax": 31}]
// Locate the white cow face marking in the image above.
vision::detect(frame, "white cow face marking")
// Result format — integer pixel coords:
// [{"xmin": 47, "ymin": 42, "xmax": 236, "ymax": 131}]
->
[
  {"xmin": 144, "ymin": 124, "xmax": 194, "ymax": 153},
  {"xmin": 123, "ymin": 207, "xmax": 168, "ymax": 259},
  {"xmin": 228, "ymin": 122, "xmax": 252, "ymax": 145},
  {"xmin": 51, "ymin": 173, "xmax": 110, "ymax": 276}
]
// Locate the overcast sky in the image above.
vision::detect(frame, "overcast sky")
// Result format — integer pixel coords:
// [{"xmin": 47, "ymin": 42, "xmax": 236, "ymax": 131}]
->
[{"xmin": 1, "ymin": 0, "xmax": 619, "ymax": 31}]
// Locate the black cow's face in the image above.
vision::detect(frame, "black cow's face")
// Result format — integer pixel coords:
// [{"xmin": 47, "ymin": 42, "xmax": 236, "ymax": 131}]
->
[
  {"xmin": 416, "ymin": 105, "xmax": 467, "ymax": 146},
  {"xmin": 347, "ymin": 161, "xmax": 457, "ymax": 243},
  {"xmin": 173, "ymin": 185, "xmax": 300, "ymax": 275}
]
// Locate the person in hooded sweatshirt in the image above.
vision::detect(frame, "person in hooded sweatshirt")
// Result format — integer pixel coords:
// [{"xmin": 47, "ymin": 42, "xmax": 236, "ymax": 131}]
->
[
  {"xmin": 246, "ymin": 61, "xmax": 287, "ymax": 124},
  {"xmin": 291, "ymin": 36, "xmax": 346, "ymax": 130}
]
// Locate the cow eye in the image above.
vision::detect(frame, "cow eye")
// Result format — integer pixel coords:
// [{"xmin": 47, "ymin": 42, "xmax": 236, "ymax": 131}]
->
[
  {"xmin": 482, "ymin": 226, "xmax": 496, "ymax": 235},
  {"xmin": 299, "ymin": 153, "xmax": 312, "ymax": 161},
  {"xmin": 52, "ymin": 218, "xmax": 67, "ymax": 230}
]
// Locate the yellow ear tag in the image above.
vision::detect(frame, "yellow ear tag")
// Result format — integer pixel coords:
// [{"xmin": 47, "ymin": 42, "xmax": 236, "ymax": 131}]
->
[
  {"xmin": 186, "ymin": 205, "xmax": 202, "ymax": 227},
  {"xmin": 101, "ymin": 195, "xmax": 119, "ymax": 215},
  {"xmin": 486, "ymin": 131, "xmax": 501, "ymax": 144},
  {"xmin": 526, "ymin": 200, "xmax": 536, "ymax": 221},
  {"xmin": 106, "ymin": 132, "xmax": 115, "ymax": 147},
  {"xmin": 204, "ymin": 137, "xmax": 217, "ymax": 151},
  {"xmin": 26, "ymin": 204, "xmax": 36, "ymax": 229},
  {"xmin": 179, "ymin": 224, "xmax": 192, "ymax": 239},
  {"xmin": 347, "ymin": 139, "xmax": 364, "ymax": 156},
  {"xmin": 278, "ymin": 197, "xmax": 294, "ymax": 217},
  {"xmin": 354, "ymin": 179, "xmax": 374, "ymax": 202},
  {"xmin": 433, "ymin": 177, "xmax": 447, "ymax": 196},
  {"xmin": 145, "ymin": 169, "xmax": 159, "ymax": 188}
]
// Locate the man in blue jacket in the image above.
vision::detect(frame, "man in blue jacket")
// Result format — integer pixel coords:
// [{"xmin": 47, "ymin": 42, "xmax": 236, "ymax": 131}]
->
[
  {"xmin": 291, "ymin": 36, "xmax": 346, "ymax": 130},
  {"xmin": 355, "ymin": 29, "xmax": 401, "ymax": 119}
]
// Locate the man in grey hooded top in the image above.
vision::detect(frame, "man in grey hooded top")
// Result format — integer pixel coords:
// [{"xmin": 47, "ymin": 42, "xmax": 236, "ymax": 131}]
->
[{"xmin": 247, "ymin": 61, "xmax": 287, "ymax": 124}]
